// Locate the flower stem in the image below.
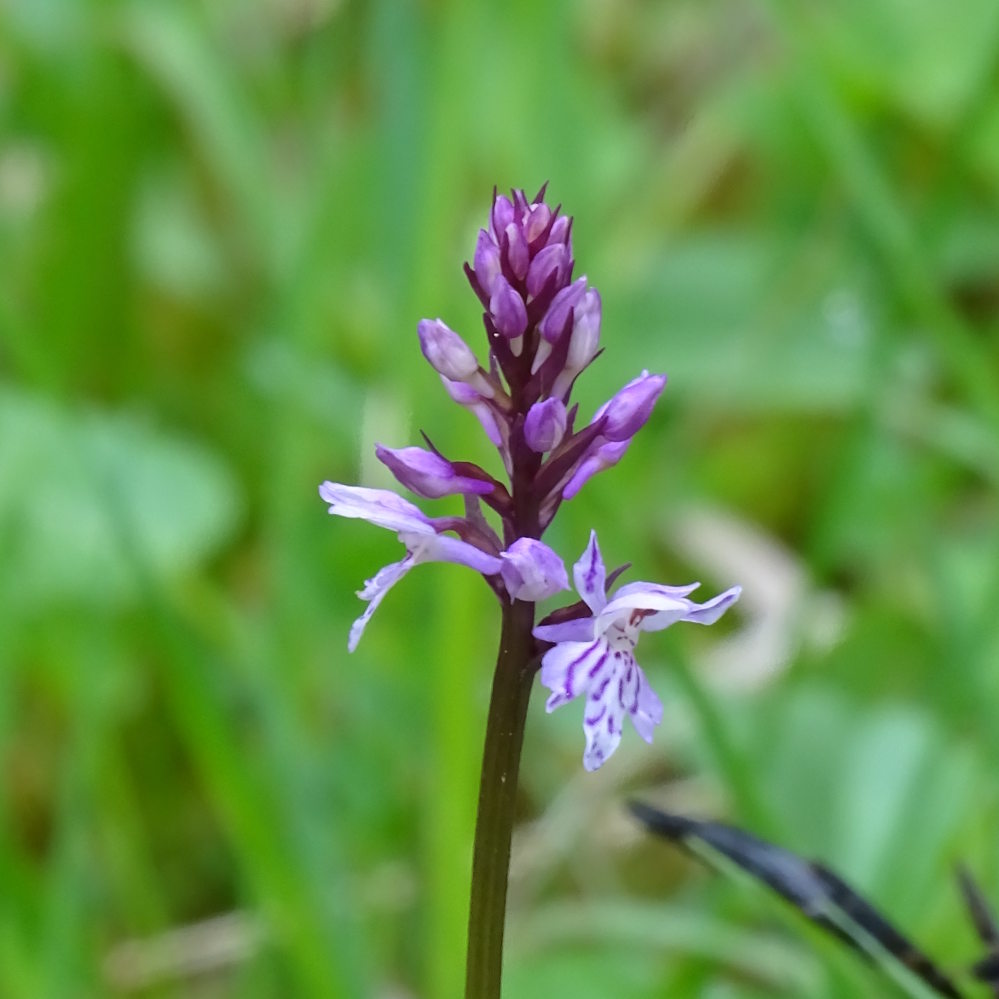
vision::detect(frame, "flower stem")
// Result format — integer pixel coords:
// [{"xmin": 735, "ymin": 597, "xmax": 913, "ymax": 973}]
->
[{"xmin": 464, "ymin": 598, "xmax": 536, "ymax": 999}]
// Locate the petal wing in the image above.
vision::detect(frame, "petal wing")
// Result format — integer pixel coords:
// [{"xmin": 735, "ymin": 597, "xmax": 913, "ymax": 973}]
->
[
  {"xmin": 319, "ymin": 483, "xmax": 432, "ymax": 534},
  {"xmin": 573, "ymin": 530, "xmax": 607, "ymax": 613},
  {"xmin": 598, "ymin": 587, "xmax": 695, "ymax": 633},
  {"xmin": 348, "ymin": 555, "xmax": 415, "ymax": 652},
  {"xmin": 679, "ymin": 585, "xmax": 742, "ymax": 626}
]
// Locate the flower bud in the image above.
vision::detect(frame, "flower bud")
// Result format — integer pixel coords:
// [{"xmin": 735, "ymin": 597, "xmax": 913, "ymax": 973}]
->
[
  {"xmin": 441, "ymin": 376, "xmax": 504, "ymax": 448},
  {"xmin": 490, "ymin": 194, "xmax": 514, "ymax": 240},
  {"xmin": 539, "ymin": 277, "xmax": 588, "ymax": 343},
  {"xmin": 500, "ymin": 537, "xmax": 569, "ymax": 601},
  {"xmin": 548, "ymin": 214, "xmax": 571, "ymax": 248},
  {"xmin": 418, "ymin": 318, "xmax": 480, "ymax": 382},
  {"xmin": 524, "ymin": 397, "xmax": 567, "ymax": 453},
  {"xmin": 504, "ymin": 222, "xmax": 530, "ymax": 280},
  {"xmin": 598, "ymin": 370, "xmax": 667, "ymax": 442},
  {"xmin": 562, "ymin": 439, "xmax": 630, "ymax": 500},
  {"xmin": 489, "ymin": 275, "xmax": 528, "ymax": 339},
  {"xmin": 526, "ymin": 243, "xmax": 571, "ymax": 298},
  {"xmin": 376, "ymin": 445, "xmax": 494, "ymax": 499},
  {"xmin": 524, "ymin": 202, "xmax": 552, "ymax": 244},
  {"xmin": 474, "ymin": 229, "xmax": 502, "ymax": 297},
  {"xmin": 550, "ymin": 287, "xmax": 602, "ymax": 398}
]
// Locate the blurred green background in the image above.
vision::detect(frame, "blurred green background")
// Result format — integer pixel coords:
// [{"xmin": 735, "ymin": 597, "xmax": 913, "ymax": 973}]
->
[{"xmin": 4, "ymin": 0, "xmax": 999, "ymax": 996}]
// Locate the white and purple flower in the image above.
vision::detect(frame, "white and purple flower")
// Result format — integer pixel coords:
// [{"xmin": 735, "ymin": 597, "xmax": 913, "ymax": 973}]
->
[{"xmin": 534, "ymin": 530, "xmax": 741, "ymax": 771}]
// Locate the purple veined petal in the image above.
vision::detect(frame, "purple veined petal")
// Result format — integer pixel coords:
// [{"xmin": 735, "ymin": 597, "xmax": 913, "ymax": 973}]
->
[
  {"xmin": 598, "ymin": 370, "xmax": 667, "ymax": 443},
  {"xmin": 540, "ymin": 638, "xmax": 608, "ymax": 710},
  {"xmin": 561, "ymin": 439, "xmax": 630, "ymax": 500},
  {"xmin": 533, "ymin": 616, "xmax": 596, "ymax": 644},
  {"xmin": 348, "ymin": 554, "xmax": 415, "ymax": 652},
  {"xmin": 539, "ymin": 277, "xmax": 587, "ymax": 343},
  {"xmin": 573, "ymin": 529, "xmax": 608, "ymax": 614},
  {"xmin": 499, "ymin": 537, "xmax": 569, "ymax": 602},
  {"xmin": 627, "ymin": 662, "xmax": 663, "ymax": 744},
  {"xmin": 503, "ymin": 222, "xmax": 530, "ymax": 280},
  {"xmin": 375, "ymin": 444, "xmax": 494, "ymax": 499},
  {"xmin": 319, "ymin": 482, "xmax": 433, "ymax": 535},
  {"xmin": 582, "ymin": 663, "xmax": 626, "ymax": 771},
  {"xmin": 524, "ymin": 397, "xmax": 567, "ymax": 453},
  {"xmin": 474, "ymin": 229, "xmax": 502, "ymax": 296},
  {"xmin": 489, "ymin": 276, "xmax": 528, "ymax": 339}
]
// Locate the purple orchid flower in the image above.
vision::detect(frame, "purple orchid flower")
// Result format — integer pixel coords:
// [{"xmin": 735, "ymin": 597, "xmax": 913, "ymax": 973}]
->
[
  {"xmin": 534, "ymin": 530, "xmax": 741, "ymax": 771},
  {"xmin": 321, "ymin": 187, "xmax": 680, "ymax": 654},
  {"xmin": 319, "ymin": 483, "xmax": 568, "ymax": 650}
]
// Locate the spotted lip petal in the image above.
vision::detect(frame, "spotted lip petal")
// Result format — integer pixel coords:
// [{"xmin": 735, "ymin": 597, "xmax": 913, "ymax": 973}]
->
[{"xmin": 540, "ymin": 639, "xmax": 610, "ymax": 711}]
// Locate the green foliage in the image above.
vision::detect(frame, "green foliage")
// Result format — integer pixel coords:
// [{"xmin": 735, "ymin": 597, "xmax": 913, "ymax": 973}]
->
[{"xmin": 3, "ymin": 0, "xmax": 999, "ymax": 995}]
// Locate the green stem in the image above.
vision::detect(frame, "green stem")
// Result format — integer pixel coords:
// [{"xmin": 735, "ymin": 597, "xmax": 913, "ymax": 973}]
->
[{"xmin": 464, "ymin": 598, "xmax": 536, "ymax": 999}]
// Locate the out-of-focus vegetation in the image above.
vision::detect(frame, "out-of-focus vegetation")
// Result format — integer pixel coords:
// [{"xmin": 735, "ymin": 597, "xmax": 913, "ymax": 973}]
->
[{"xmin": 4, "ymin": 0, "xmax": 999, "ymax": 996}]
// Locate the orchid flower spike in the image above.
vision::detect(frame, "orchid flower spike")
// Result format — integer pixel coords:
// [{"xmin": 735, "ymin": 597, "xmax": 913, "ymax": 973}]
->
[{"xmin": 534, "ymin": 530, "xmax": 741, "ymax": 771}]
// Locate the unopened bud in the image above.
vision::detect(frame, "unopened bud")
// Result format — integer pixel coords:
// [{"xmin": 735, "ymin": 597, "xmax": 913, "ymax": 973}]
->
[
  {"xmin": 489, "ymin": 275, "xmax": 528, "ymax": 339},
  {"xmin": 524, "ymin": 398, "xmax": 567, "ymax": 453},
  {"xmin": 418, "ymin": 318, "xmax": 480, "ymax": 382},
  {"xmin": 500, "ymin": 537, "xmax": 569, "ymax": 601},
  {"xmin": 376, "ymin": 445, "xmax": 495, "ymax": 499},
  {"xmin": 598, "ymin": 370, "xmax": 667, "ymax": 442}
]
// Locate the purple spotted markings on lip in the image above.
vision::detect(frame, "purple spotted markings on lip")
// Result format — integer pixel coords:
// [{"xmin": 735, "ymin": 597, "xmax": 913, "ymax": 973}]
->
[{"xmin": 534, "ymin": 530, "xmax": 741, "ymax": 771}]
